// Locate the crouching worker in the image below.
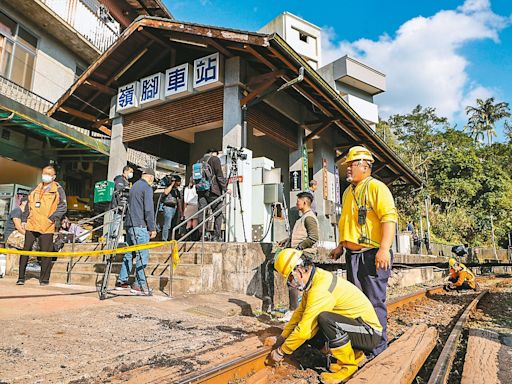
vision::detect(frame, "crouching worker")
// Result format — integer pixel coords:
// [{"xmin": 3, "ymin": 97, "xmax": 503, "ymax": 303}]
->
[
  {"xmin": 266, "ymin": 248, "xmax": 383, "ymax": 384},
  {"xmin": 444, "ymin": 258, "xmax": 477, "ymax": 291}
]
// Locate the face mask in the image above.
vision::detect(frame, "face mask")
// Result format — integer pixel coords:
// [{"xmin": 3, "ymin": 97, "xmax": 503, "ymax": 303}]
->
[
  {"xmin": 127, "ymin": 172, "xmax": 133, "ymax": 179},
  {"xmin": 287, "ymin": 270, "xmax": 306, "ymax": 291},
  {"xmin": 42, "ymin": 174, "xmax": 53, "ymax": 183}
]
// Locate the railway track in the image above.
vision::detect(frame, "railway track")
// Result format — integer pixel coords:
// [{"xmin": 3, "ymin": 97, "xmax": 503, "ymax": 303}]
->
[{"xmin": 175, "ymin": 280, "xmax": 495, "ymax": 384}]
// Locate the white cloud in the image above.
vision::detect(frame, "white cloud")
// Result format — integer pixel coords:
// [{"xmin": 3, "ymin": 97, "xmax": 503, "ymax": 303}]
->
[{"xmin": 321, "ymin": 0, "xmax": 510, "ymax": 120}]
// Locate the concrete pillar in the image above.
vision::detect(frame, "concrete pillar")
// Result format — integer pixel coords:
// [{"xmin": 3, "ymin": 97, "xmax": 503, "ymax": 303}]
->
[
  {"xmin": 312, "ymin": 131, "xmax": 337, "ymax": 246},
  {"xmin": 287, "ymin": 128, "xmax": 305, "ymax": 231},
  {"xmin": 107, "ymin": 116, "xmax": 127, "ymax": 181},
  {"xmin": 222, "ymin": 56, "xmax": 243, "ymax": 150},
  {"xmin": 222, "ymin": 56, "xmax": 251, "ymax": 242}
]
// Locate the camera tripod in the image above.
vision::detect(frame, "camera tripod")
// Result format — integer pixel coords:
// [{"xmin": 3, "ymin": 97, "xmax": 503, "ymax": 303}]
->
[
  {"xmin": 98, "ymin": 193, "xmax": 150, "ymax": 300},
  {"xmin": 226, "ymin": 148, "xmax": 248, "ymax": 242}
]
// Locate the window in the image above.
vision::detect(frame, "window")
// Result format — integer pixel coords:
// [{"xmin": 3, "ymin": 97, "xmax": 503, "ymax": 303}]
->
[
  {"xmin": 75, "ymin": 64, "xmax": 85, "ymax": 80},
  {"xmin": 0, "ymin": 11, "xmax": 37, "ymax": 90},
  {"xmin": 299, "ymin": 32, "xmax": 308, "ymax": 43}
]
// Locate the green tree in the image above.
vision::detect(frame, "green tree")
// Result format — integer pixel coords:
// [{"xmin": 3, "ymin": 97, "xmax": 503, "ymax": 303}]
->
[{"xmin": 465, "ymin": 97, "xmax": 511, "ymax": 145}]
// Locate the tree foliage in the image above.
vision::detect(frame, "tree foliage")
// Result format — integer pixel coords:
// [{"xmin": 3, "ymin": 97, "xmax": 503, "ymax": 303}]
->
[{"xmin": 382, "ymin": 101, "xmax": 512, "ymax": 248}]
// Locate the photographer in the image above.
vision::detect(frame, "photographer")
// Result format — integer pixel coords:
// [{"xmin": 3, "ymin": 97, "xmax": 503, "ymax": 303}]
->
[
  {"xmin": 109, "ymin": 165, "xmax": 133, "ymax": 240},
  {"xmin": 161, "ymin": 175, "xmax": 183, "ymax": 241},
  {"xmin": 116, "ymin": 168, "xmax": 156, "ymax": 295},
  {"xmin": 196, "ymin": 149, "xmax": 226, "ymax": 241}
]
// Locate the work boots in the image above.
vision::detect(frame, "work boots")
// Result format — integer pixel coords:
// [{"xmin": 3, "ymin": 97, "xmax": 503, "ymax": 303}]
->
[
  {"xmin": 320, "ymin": 342, "xmax": 358, "ymax": 384},
  {"xmin": 329, "ymin": 349, "xmax": 365, "ymax": 371}
]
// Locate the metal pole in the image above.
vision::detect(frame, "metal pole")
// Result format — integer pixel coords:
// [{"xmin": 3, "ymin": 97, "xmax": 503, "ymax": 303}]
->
[
  {"xmin": 425, "ymin": 195, "xmax": 431, "ymax": 254},
  {"xmin": 419, "ymin": 213, "xmax": 424, "ymax": 255},
  {"xmin": 490, "ymin": 214, "xmax": 498, "ymax": 260}
]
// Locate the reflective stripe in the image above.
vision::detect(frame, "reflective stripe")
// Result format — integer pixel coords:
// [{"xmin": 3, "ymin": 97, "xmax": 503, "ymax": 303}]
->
[
  {"xmin": 328, "ymin": 273, "xmax": 337, "ymax": 293},
  {"xmin": 335, "ymin": 321, "xmax": 382, "ymax": 337}
]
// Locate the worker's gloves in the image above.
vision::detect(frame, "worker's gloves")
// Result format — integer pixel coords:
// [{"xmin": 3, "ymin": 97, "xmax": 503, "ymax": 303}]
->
[
  {"xmin": 264, "ymin": 335, "xmax": 285, "ymax": 348},
  {"xmin": 269, "ymin": 347, "xmax": 285, "ymax": 363}
]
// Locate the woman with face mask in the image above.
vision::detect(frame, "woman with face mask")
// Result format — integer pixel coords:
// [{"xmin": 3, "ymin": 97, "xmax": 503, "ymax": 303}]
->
[{"xmin": 17, "ymin": 165, "xmax": 67, "ymax": 286}]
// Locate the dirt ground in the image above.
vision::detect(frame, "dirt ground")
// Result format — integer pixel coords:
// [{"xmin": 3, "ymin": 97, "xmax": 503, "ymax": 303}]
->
[{"xmin": 0, "ymin": 277, "xmax": 269, "ymax": 384}]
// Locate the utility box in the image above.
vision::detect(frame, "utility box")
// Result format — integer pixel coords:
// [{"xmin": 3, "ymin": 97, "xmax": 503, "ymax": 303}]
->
[
  {"xmin": 94, "ymin": 180, "xmax": 114, "ymax": 203},
  {"xmin": 264, "ymin": 184, "xmax": 283, "ymax": 204}
]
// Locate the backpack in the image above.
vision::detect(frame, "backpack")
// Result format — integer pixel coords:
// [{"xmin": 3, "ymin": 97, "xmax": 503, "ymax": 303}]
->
[{"xmin": 192, "ymin": 155, "xmax": 213, "ymax": 192}]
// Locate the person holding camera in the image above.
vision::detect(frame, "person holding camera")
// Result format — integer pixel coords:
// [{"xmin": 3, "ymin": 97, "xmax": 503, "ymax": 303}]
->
[
  {"xmin": 329, "ymin": 146, "xmax": 397, "ymax": 357},
  {"xmin": 109, "ymin": 165, "xmax": 133, "ymax": 240},
  {"xmin": 161, "ymin": 175, "xmax": 183, "ymax": 241},
  {"xmin": 17, "ymin": 165, "xmax": 67, "ymax": 286},
  {"xmin": 116, "ymin": 168, "xmax": 157, "ymax": 295},
  {"xmin": 196, "ymin": 149, "xmax": 226, "ymax": 241}
]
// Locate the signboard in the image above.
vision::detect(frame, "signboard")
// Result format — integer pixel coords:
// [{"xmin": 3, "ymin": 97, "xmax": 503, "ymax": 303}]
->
[
  {"xmin": 193, "ymin": 52, "xmax": 224, "ymax": 90},
  {"xmin": 301, "ymin": 144, "xmax": 309, "ymax": 191},
  {"xmin": 322, "ymin": 158, "xmax": 328, "ymax": 200},
  {"xmin": 334, "ymin": 165, "xmax": 341, "ymax": 205},
  {"xmin": 290, "ymin": 170, "xmax": 301, "ymax": 192},
  {"xmin": 140, "ymin": 72, "xmax": 165, "ymax": 106},
  {"xmin": 116, "ymin": 81, "xmax": 139, "ymax": 114},
  {"xmin": 94, "ymin": 180, "xmax": 114, "ymax": 203},
  {"xmin": 116, "ymin": 52, "xmax": 224, "ymax": 114},
  {"xmin": 165, "ymin": 63, "xmax": 193, "ymax": 99}
]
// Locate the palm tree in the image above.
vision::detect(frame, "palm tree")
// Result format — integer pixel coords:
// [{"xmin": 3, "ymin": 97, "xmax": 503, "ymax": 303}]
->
[{"xmin": 465, "ymin": 97, "xmax": 511, "ymax": 145}]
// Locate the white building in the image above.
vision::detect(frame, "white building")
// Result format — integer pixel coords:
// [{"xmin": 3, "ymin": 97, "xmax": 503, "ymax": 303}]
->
[{"xmin": 261, "ymin": 12, "xmax": 385, "ymax": 129}]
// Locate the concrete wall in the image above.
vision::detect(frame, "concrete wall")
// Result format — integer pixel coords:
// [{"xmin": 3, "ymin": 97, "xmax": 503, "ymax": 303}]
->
[{"xmin": 1, "ymin": 4, "xmax": 86, "ymax": 102}]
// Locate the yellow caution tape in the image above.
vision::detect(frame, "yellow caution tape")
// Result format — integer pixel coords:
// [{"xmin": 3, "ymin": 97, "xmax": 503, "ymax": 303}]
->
[{"xmin": 0, "ymin": 240, "xmax": 181, "ymax": 271}]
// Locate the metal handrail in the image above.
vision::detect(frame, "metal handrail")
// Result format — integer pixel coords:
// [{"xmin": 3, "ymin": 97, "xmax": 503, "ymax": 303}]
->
[{"xmin": 171, "ymin": 192, "xmax": 230, "ymax": 243}]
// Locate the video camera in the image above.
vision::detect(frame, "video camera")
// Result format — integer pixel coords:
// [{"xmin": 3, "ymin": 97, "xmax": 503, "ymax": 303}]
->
[
  {"xmin": 157, "ymin": 174, "xmax": 181, "ymax": 188},
  {"xmin": 115, "ymin": 186, "xmax": 130, "ymax": 205},
  {"xmin": 227, "ymin": 145, "xmax": 247, "ymax": 161}
]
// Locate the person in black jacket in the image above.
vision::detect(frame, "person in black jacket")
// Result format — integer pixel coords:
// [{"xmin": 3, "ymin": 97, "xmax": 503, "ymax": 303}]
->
[
  {"xmin": 108, "ymin": 165, "xmax": 133, "ymax": 240},
  {"xmin": 197, "ymin": 149, "xmax": 227, "ymax": 241}
]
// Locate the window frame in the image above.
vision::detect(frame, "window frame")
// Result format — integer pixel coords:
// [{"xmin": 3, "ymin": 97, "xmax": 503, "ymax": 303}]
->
[{"xmin": 0, "ymin": 10, "xmax": 38, "ymax": 90}]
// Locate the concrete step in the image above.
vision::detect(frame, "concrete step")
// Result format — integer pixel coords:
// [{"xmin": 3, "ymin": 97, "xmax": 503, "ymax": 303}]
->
[{"xmin": 51, "ymin": 251, "xmax": 210, "ymax": 265}]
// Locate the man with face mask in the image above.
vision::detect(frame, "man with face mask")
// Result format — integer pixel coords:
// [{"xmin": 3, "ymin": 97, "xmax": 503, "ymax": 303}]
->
[
  {"xmin": 116, "ymin": 167, "xmax": 157, "ymax": 295},
  {"xmin": 109, "ymin": 165, "xmax": 133, "ymax": 241},
  {"xmin": 266, "ymin": 248, "xmax": 382, "ymax": 383},
  {"xmin": 17, "ymin": 165, "xmax": 67, "ymax": 285},
  {"xmin": 329, "ymin": 146, "xmax": 397, "ymax": 357}
]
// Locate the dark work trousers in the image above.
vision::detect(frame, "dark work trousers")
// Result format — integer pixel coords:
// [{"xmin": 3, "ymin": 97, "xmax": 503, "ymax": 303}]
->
[
  {"xmin": 312, "ymin": 312, "xmax": 382, "ymax": 352},
  {"xmin": 19, "ymin": 231, "xmax": 55, "ymax": 283},
  {"xmin": 288, "ymin": 286, "xmax": 300, "ymax": 311},
  {"xmin": 197, "ymin": 191, "xmax": 223, "ymax": 240},
  {"xmin": 346, "ymin": 248, "xmax": 392, "ymax": 356}
]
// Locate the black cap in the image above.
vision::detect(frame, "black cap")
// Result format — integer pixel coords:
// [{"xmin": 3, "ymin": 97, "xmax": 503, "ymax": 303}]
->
[{"xmin": 142, "ymin": 167, "xmax": 155, "ymax": 176}]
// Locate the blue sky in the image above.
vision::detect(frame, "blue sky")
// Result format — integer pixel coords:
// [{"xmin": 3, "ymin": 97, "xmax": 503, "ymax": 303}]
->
[{"xmin": 166, "ymin": 0, "xmax": 512, "ymax": 141}]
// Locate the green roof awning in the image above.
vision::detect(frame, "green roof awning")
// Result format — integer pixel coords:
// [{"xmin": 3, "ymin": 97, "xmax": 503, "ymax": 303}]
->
[{"xmin": 0, "ymin": 93, "xmax": 109, "ymax": 156}]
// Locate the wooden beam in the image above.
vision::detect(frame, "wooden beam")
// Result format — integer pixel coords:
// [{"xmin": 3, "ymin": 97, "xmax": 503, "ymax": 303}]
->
[
  {"xmin": 304, "ymin": 121, "xmax": 333, "ymax": 142},
  {"xmin": 245, "ymin": 45, "xmax": 277, "ymax": 71},
  {"xmin": 350, "ymin": 324, "xmax": 437, "ymax": 384},
  {"xmin": 141, "ymin": 29, "xmax": 168, "ymax": 49},
  {"xmin": 59, "ymin": 107, "xmax": 97, "ymax": 123},
  {"xmin": 247, "ymin": 70, "xmax": 285, "ymax": 87},
  {"xmin": 206, "ymin": 38, "xmax": 233, "ymax": 58},
  {"xmin": 373, "ymin": 163, "xmax": 387, "ymax": 174},
  {"xmin": 84, "ymin": 80, "xmax": 117, "ymax": 96},
  {"xmin": 240, "ymin": 75, "xmax": 280, "ymax": 106},
  {"xmin": 97, "ymin": 126, "xmax": 112, "ymax": 136}
]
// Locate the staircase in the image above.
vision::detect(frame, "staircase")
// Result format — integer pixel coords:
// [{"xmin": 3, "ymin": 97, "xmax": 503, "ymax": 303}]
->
[{"xmin": 9, "ymin": 242, "xmax": 225, "ymax": 296}]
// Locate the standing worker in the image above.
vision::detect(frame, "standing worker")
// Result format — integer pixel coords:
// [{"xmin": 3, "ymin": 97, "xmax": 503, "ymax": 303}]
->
[
  {"xmin": 17, "ymin": 165, "xmax": 67, "ymax": 285},
  {"xmin": 278, "ymin": 191, "xmax": 319, "ymax": 322},
  {"xmin": 266, "ymin": 248, "xmax": 383, "ymax": 383},
  {"xmin": 329, "ymin": 146, "xmax": 397, "ymax": 357},
  {"xmin": 195, "ymin": 149, "xmax": 227, "ymax": 241},
  {"xmin": 444, "ymin": 258, "xmax": 478, "ymax": 291},
  {"xmin": 109, "ymin": 165, "xmax": 133, "ymax": 240},
  {"xmin": 116, "ymin": 168, "xmax": 157, "ymax": 295}
]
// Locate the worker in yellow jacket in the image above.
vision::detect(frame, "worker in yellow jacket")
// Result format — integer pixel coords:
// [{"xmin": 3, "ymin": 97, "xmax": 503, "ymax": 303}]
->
[
  {"xmin": 444, "ymin": 258, "xmax": 477, "ymax": 291},
  {"xmin": 266, "ymin": 248, "xmax": 383, "ymax": 383}
]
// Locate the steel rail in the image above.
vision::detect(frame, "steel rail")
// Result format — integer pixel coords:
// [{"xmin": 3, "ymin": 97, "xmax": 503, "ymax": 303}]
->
[
  {"xmin": 174, "ymin": 283, "xmax": 465, "ymax": 384},
  {"xmin": 426, "ymin": 290, "xmax": 488, "ymax": 384}
]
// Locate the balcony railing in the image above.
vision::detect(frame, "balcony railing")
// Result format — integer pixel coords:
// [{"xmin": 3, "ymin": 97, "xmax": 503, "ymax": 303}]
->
[
  {"xmin": 0, "ymin": 74, "xmax": 53, "ymax": 114},
  {"xmin": 0, "ymin": 74, "xmax": 110, "ymax": 145},
  {"xmin": 40, "ymin": 0, "xmax": 119, "ymax": 52}
]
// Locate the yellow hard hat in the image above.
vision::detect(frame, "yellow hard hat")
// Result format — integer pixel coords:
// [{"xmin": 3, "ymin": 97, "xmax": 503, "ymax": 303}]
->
[
  {"xmin": 342, "ymin": 146, "xmax": 375, "ymax": 165},
  {"xmin": 274, "ymin": 248, "xmax": 303, "ymax": 278},
  {"xmin": 449, "ymin": 258, "xmax": 457, "ymax": 267}
]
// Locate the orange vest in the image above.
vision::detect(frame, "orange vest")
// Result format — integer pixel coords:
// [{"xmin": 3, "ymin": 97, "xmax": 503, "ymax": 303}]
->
[{"xmin": 26, "ymin": 182, "xmax": 62, "ymax": 234}]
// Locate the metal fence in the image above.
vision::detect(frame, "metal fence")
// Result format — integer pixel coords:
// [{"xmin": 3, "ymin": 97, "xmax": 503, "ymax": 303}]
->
[
  {"xmin": 41, "ymin": 0, "xmax": 119, "ymax": 52},
  {"xmin": 0, "ymin": 74, "xmax": 53, "ymax": 113}
]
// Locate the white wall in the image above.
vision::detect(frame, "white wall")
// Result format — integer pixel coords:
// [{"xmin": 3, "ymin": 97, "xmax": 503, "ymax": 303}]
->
[
  {"xmin": 1, "ymin": 4, "xmax": 87, "ymax": 103},
  {"xmin": 343, "ymin": 94, "xmax": 379, "ymax": 125}
]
